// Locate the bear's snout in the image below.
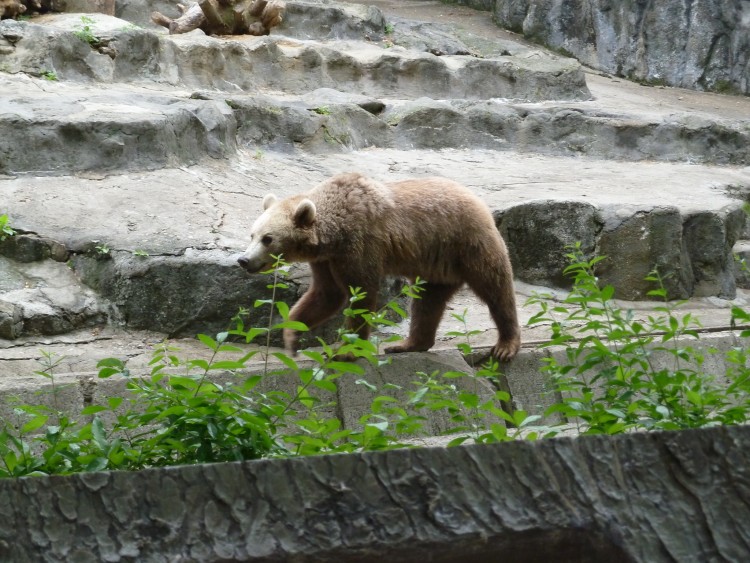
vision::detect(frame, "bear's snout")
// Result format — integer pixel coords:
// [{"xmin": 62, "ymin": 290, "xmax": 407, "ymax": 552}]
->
[{"xmin": 237, "ymin": 255, "xmax": 266, "ymax": 274}]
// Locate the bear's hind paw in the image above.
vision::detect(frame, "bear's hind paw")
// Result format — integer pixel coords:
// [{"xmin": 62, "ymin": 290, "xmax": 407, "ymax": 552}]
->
[
  {"xmin": 491, "ymin": 339, "xmax": 521, "ymax": 362},
  {"xmin": 384, "ymin": 340, "xmax": 431, "ymax": 355}
]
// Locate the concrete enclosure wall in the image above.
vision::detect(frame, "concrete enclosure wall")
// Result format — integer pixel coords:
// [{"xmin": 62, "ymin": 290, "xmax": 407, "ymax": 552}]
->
[
  {"xmin": 491, "ymin": 0, "xmax": 750, "ymax": 94},
  {"xmin": 1, "ymin": 425, "xmax": 748, "ymax": 561}
]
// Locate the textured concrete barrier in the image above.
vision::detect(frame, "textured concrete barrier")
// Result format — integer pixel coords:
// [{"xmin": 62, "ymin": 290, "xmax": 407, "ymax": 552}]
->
[{"xmin": 0, "ymin": 425, "xmax": 748, "ymax": 561}]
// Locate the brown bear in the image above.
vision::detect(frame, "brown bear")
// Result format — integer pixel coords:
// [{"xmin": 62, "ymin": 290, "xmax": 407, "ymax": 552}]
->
[{"xmin": 238, "ymin": 172, "xmax": 521, "ymax": 361}]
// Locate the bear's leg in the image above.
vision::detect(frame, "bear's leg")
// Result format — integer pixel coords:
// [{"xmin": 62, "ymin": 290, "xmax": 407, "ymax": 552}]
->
[
  {"xmin": 330, "ymin": 268, "xmax": 381, "ymax": 343},
  {"xmin": 465, "ymin": 262, "xmax": 521, "ymax": 362},
  {"xmin": 284, "ymin": 261, "xmax": 347, "ymax": 354},
  {"xmin": 384, "ymin": 282, "xmax": 461, "ymax": 354}
]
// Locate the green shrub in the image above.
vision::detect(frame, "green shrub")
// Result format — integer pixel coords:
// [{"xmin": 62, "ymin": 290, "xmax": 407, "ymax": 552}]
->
[
  {"xmin": 2, "ymin": 249, "xmax": 749, "ymax": 479},
  {"xmin": 527, "ymin": 243, "xmax": 750, "ymax": 434}
]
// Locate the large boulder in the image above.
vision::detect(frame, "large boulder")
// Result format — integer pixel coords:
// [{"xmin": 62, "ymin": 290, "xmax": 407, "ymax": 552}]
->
[
  {"xmin": 495, "ymin": 200, "xmax": 602, "ymax": 288},
  {"xmin": 597, "ymin": 207, "xmax": 692, "ymax": 300},
  {"xmin": 493, "ymin": 0, "xmax": 750, "ymax": 94}
]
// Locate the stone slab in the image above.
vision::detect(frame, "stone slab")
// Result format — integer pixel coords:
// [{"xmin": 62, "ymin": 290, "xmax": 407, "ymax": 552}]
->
[{"xmin": 0, "ymin": 424, "xmax": 747, "ymax": 561}]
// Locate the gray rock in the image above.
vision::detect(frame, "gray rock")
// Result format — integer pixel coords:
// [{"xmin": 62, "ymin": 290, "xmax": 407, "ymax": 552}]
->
[
  {"xmin": 493, "ymin": 0, "xmax": 750, "ymax": 94},
  {"xmin": 0, "ymin": 300, "xmax": 22, "ymax": 339},
  {"xmin": 0, "ymin": 258, "xmax": 107, "ymax": 339},
  {"xmin": 0, "ymin": 425, "xmax": 748, "ymax": 561},
  {"xmin": 683, "ymin": 207, "xmax": 745, "ymax": 298},
  {"xmin": 734, "ymin": 236, "xmax": 750, "ymax": 289},
  {"xmin": 0, "ymin": 15, "xmax": 590, "ymax": 101},
  {"xmin": 227, "ymin": 95, "xmax": 392, "ymax": 153},
  {"xmin": 281, "ymin": 0, "xmax": 386, "ymax": 40},
  {"xmin": 388, "ymin": 17, "xmax": 478, "ymax": 56},
  {"xmin": 495, "ymin": 200, "xmax": 602, "ymax": 288},
  {"xmin": 0, "ymin": 234, "xmax": 68, "ymax": 263},
  {"xmin": 0, "ymin": 77, "xmax": 236, "ymax": 175},
  {"xmin": 115, "ymin": 0, "xmax": 181, "ymax": 29},
  {"xmin": 72, "ymin": 249, "xmax": 299, "ymax": 337},
  {"xmin": 301, "ymin": 88, "xmax": 386, "ymax": 115},
  {"xmin": 597, "ymin": 207, "xmax": 692, "ymax": 300},
  {"xmin": 386, "ymin": 100, "xmax": 750, "ymax": 164}
]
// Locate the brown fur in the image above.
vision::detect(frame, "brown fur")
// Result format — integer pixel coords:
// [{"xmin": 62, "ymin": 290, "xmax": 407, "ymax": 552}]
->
[{"xmin": 238, "ymin": 172, "xmax": 521, "ymax": 361}]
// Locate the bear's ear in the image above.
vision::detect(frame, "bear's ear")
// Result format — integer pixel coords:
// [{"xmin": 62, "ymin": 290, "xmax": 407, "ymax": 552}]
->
[
  {"xmin": 263, "ymin": 194, "xmax": 278, "ymax": 210},
  {"xmin": 293, "ymin": 199, "xmax": 317, "ymax": 228}
]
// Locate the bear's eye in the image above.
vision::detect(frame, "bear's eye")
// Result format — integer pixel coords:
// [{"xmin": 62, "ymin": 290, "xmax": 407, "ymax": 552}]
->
[{"xmin": 261, "ymin": 235, "xmax": 273, "ymax": 246}]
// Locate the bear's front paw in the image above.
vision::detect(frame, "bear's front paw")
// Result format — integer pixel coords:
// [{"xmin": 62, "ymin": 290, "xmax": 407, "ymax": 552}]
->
[
  {"xmin": 330, "ymin": 351, "xmax": 358, "ymax": 362},
  {"xmin": 283, "ymin": 327, "xmax": 301, "ymax": 356},
  {"xmin": 384, "ymin": 339, "xmax": 431, "ymax": 355},
  {"xmin": 491, "ymin": 337, "xmax": 521, "ymax": 362},
  {"xmin": 383, "ymin": 343, "xmax": 410, "ymax": 354}
]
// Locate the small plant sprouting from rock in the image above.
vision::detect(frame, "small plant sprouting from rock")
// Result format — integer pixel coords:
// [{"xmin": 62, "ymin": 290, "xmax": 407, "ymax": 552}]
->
[
  {"xmin": 132, "ymin": 249, "xmax": 149, "ymax": 257},
  {"xmin": 73, "ymin": 16, "xmax": 99, "ymax": 46},
  {"xmin": 384, "ymin": 23, "xmax": 394, "ymax": 35},
  {"xmin": 0, "ymin": 214, "xmax": 16, "ymax": 241},
  {"xmin": 312, "ymin": 106, "xmax": 332, "ymax": 116},
  {"xmin": 41, "ymin": 70, "xmax": 58, "ymax": 81},
  {"xmin": 118, "ymin": 23, "xmax": 142, "ymax": 32},
  {"xmin": 94, "ymin": 243, "xmax": 110, "ymax": 255}
]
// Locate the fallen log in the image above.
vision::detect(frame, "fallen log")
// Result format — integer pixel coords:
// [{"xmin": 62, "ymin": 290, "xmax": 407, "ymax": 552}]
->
[{"xmin": 151, "ymin": 0, "xmax": 285, "ymax": 36}]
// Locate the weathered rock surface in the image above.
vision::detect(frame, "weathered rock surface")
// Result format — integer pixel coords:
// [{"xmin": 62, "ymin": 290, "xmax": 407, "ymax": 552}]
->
[
  {"xmin": 2, "ymin": 71, "xmax": 747, "ymax": 177},
  {"xmin": 2, "ymin": 145, "xmax": 747, "ymax": 338},
  {"xmin": 492, "ymin": 0, "xmax": 750, "ymax": 95},
  {"xmin": 0, "ymin": 257, "xmax": 106, "ymax": 339},
  {"xmin": 1, "ymin": 0, "xmax": 749, "ymax": 344},
  {"xmin": 0, "ymin": 12, "xmax": 589, "ymax": 100},
  {"xmin": 0, "ymin": 424, "xmax": 748, "ymax": 561},
  {"xmin": 1, "ymin": 4, "xmax": 750, "ymax": 558}
]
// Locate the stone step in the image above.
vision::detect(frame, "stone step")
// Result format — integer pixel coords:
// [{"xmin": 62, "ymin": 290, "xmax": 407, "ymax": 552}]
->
[
  {"xmin": 2, "ymin": 72, "xmax": 748, "ymax": 176},
  {"xmin": 2, "ymin": 149, "xmax": 749, "ymax": 339},
  {"xmin": 0, "ymin": 314, "xmax": 745, "ymax": 429},
  {"xmin": 0, "ymin": 13, "xmax": 588, "ymax": 100},
  {"xmin": 1, "ymin": 0, "xmax": 749, "ymax": 343}
]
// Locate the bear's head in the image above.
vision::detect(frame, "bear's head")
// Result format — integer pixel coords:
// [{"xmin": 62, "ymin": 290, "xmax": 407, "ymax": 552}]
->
[{"xmin": 237, "ymin": 193, "xmax": 318, "ymax": 273}]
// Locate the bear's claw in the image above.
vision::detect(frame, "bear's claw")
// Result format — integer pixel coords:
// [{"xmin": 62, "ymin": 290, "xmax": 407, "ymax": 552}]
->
[{"xmin": 491, "ymin": 338, "xmax": 521, "ymax": 362}]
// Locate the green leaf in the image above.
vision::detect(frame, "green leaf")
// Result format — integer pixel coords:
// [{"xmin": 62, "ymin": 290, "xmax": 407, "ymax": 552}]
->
[
  {"xmin": 326, "ymin": 361, "xmax": 365, "ymax": 374},
  {"xmin": 273, "ymin": 353, "xmax": 299, "ymax": 370},
  {"xmin": 302, "ymin": 350, "xmax": 326, "ymax": 364},
  {"xmin": 97, "ymin": 358, "xmax": 126, "ymax": 369},
  {"xmin": 86, "ymin": 457, "xmax": 109, "ymax": 472},
  {"xmin": 97, "ymin": 367, "xmax": 123, "ymax": 379},
  {"xmin": 187, "ymin": 359, "xmax": 210, "ymax": 371},
  {"xmin": 313, "ymin": 379, "xmax": 338, "ymax": 392},
  {"xmin": 208, "ymin": 360, "xmax": 247, "ymax": 371},
  {"xmin": 21, "ymin": 415, "xmax": 48, "ymax": 434},
  {"xmin": 92, "ymin": 418, "xmax": 108, "ymax": 450},
  {"xmin": 108, "ymin": 397, "xmax": 123, "ymax": 410},
  {"xmin": 197, "ymin": 333, "xmax": 218, "ymax": 350},
  {"xmin": 491, "ymin": 423, "xmax": 508, "ymax": 440},
  {"xmin": 275, "ymin": 301, "xmax": 290, "ymax": 320},
  {"xmin": 272, "ymin": 320, "xmax": 309, "ymax": 331},
  {"xmin": 356, "ymin": 379, "xmax": 378, "ymax": 392},
  {"xmin": 242, "ymin": 327, "xmax": 269, "ymax": 343},
  {"xmin": 447, "ymin": 436, "xmax": 471, "ymax": 447}
]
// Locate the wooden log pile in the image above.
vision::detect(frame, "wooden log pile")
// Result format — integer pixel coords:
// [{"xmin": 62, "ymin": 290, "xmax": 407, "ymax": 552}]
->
[{"xmin": 151, "ymin": 0, "xmax": 285, "ymax": 36}]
